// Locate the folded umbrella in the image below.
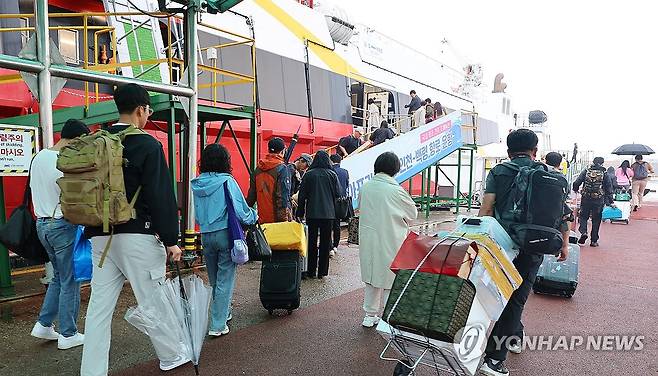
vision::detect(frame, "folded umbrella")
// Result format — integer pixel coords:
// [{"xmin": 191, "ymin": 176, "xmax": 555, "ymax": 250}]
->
[
  {"xmin": 612, "ymin": 143, "xmax": 655, "ymax": 155},
  {"xmin": 126, "ymin": 265, "xmax": 211, "ymax": 375},
  {"xmin": 175, "ymin": 264, "xmax": 212, "ymax": 375},
  {"xmin": 125, "ymin": 281, "xmax": 191, "ymax": 365}
]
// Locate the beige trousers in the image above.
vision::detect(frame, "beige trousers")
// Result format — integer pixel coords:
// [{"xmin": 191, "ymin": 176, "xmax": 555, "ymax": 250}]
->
[{"xmin": 632, "ymin": 179, "xmax": 648, "ymax": 207}]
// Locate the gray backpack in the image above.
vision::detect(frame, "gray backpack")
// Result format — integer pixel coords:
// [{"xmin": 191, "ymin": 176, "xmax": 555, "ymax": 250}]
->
[{"xmin": 634, "ymin": 162, "xmax": 649, "ymax": 179}]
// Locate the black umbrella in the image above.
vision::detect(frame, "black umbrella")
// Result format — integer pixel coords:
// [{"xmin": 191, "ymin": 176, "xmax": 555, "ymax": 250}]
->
[{"xmin": 612, "ymin": 143, "xmax": 655, "ymax": 155}]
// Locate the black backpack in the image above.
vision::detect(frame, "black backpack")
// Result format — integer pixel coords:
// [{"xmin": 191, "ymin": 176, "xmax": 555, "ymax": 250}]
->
[
  {"xmin": 581, "ymin": 167, "xmax": 605, "ymax": 199},
  {"xmin": 496, "ymin": 162, "xmax": 568, "ymax": 255}
]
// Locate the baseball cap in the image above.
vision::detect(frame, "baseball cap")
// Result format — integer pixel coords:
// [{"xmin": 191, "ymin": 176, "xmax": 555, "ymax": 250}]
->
[
  {"xmin": 354, "ymin": 127, "xmax": 364, "ymax": 134},
  {"xmin": 61, "ymin": 119, "xmax": 91, "ymax": 139},
  {"xmin": 297, "ymin": 153, "xmax": 313, "ymax": 165},
  {"xmin": 268, "ymin": 137, "xmax": 286, "ymax": 153}
]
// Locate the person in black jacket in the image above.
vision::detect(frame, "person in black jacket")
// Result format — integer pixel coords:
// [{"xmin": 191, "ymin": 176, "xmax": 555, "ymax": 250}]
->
[
  {"xmin": 404, "ymin": 90, "xmax": 422, "ymax": 114},
  {"xmin": 81, "ymin": 84, "xmax": 185, "ymax": 375},
  {"xmin": 330, "ymin": 154, "xmax": 350, "ymax": 257},
  {"xmin": 296, "ymin": 151, "xmax": 341, "ymax": 280},
  {"xmin": 369, "ymin": 121, "xmax": 395, "ymax": 146},
  {"xmin": 572, "ymin": 156, "xmax": 614, "ymax": 247}
]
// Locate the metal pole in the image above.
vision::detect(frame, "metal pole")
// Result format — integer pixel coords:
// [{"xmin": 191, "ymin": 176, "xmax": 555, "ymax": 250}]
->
[
  {"xmin": 420, "ymin": 169, "xmax": 425, "ymax": 213},
  {"xmin": 167, "ymin": 102, "xmax": 177, "ymax": 197},
  {"xmin": 0, "ymin": 180, "xmax": 15, "ymax": 297},
  {"xmin": 456, "ymin": 149, "xmax": 462, "ymax": 214},
  {"xmin": 200, "ymin": 122, "xmax": 206, "ymax": 149},
  {"xmin": 468, "ymin": 148, "xmax": 474, "ymax": 211},
  {"xmin": 425, "ymin": 166, "xmax": 431, "ymax": 218},
  {"xmin": 35, "ymin": 0, "xmax": 54, "ymax": 148},
  {"xmin": 184, "ymin": 2, "xmax": 199, "ymax": 232},
  {"xmin": 49, "ymin": 65, "xmax": 195, "ymax": 97},
  {"xmin": 0, "ymin": 54, "xmax": 44, "ymax": 72},
  {"xmin": 249, "ymin": 117, "xmax": 257, "ymax": 172}
]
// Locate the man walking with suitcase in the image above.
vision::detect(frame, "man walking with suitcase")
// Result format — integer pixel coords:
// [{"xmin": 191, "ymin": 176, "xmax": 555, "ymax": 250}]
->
[
  {"xmin": 478, "ymin": 129, "xmax": 569, "ymax": 376},
  {"xmin": 572, "ymin": 157, "xmax": 614, "ymax": 247}
]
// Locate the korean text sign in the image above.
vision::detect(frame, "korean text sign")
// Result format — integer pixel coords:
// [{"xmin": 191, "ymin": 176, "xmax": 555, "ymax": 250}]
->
[
  {"xmin": 0, "ymin": 125, "xmax": 39, "ymax": 176},
  {"xmin": 342, "ymin": 111, "xmax": 463, "ymax": 208}
]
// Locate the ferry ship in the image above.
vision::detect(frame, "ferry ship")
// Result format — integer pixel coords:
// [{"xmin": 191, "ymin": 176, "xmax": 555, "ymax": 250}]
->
[{"xmin": 0, "ymin": 0, "xmax": 529, "ymax": 218}]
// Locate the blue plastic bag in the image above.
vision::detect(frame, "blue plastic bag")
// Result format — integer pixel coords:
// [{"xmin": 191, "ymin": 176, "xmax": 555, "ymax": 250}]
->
[
  {"xmin": 224, "ymin": 183, "xmax": 249, "ymax": 265},
  {"xmin": 602, "ymin": 206, "xmax": 622, "ymax": 221},
  {"xmin": 73, "ymin": 226, "xmax": 93, "ymax": 282}
]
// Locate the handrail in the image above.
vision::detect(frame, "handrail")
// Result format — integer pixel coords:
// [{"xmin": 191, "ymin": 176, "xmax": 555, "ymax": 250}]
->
[{"xmin": 0, "ymin": 10, "xmax": 257, "ymax": 110}]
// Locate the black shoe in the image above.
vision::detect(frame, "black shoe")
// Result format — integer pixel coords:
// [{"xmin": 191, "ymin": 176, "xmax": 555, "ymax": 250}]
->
[
  {"xmin": 302, "ymin": 272, "xmax": 314, "ymax": 280},
  {"xmin": 633, "ymin": 205, "xmax": 638, "ymax": 212},
  {"xmin": 590, "ymin": 242, "xmax": 599, "ymax": 247},
  {"xmin": 481, "ymin": 358, "xmax": 509, "ymax": 376},
  {"xmin": 317, "ymin": 275, "xmax": 325, "ymax": 280},
  {"xmin": 578, "ymin": 234, "xmax": 588, "ymax": 245}
]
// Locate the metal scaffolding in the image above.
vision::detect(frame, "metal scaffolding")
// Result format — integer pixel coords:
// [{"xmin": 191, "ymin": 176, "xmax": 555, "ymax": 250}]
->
[{"xmin": 0, "ymin": 0, "xmax": 253, "ymax": 297}]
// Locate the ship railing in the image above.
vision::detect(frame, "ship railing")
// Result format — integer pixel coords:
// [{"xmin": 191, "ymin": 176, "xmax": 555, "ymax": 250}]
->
[{"xmin": 0, "ymin": 11, "xmax": 256, "ymax": 110}]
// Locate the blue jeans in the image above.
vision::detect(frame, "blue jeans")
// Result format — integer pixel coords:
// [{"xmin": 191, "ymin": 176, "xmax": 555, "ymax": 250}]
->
[
  {"xmin": 36, "ymin": 218, "xmax": 81, "ymax": 337},
  {"xmin": 201, "ymin": 229, "xmax": 235, "ymax": 332}
]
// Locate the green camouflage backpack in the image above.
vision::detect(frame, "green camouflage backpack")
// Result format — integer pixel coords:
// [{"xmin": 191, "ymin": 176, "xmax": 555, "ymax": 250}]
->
[{"xmin": 57, "ymin": 125, "xmax": 144, "ymax": 243}]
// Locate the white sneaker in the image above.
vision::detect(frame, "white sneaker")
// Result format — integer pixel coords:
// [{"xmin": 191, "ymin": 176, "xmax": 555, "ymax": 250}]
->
[
  {"xmin": 508, "ymin": 331, "xmax": 524, "ymax": 354},
  {"xmin": 31, "ymin": 322, "xmax": 59, "ymax": 341},
  {"xmin": 362, "ymin": 315, "xmax": 380, "ymax": 328},
  {"xmin": 57, "ymin": 332, "xmax": 84, "ymax": 350},
  {"xmin": 329, "ymin": 249, "xmax": 336, "ymax": 258},
  {"xmin": 208, "ymin": 326, "xmax": 230, "ymax": 337},
  {"xmin": 159, "ymin": 354, "xmax": 191, "ymax": 371}
]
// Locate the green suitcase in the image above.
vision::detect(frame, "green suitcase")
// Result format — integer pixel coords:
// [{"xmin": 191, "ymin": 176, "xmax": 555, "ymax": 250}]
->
[{"xmin": 383, "ymin": 270, "xmax": 476, "ymax": 343}]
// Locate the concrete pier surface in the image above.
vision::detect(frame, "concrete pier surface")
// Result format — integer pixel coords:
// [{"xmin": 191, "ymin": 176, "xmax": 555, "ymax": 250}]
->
[{"xmin": 1, "ymin": 205, "xmax": 657, "ymax": 375}]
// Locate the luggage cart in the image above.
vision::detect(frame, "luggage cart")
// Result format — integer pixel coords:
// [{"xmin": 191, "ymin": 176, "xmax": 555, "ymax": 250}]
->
[
  {"xmin": 379, "ymin": 324, "xmax": 478, "ymax": 376},
  {"xmin": 376, "ymin": 222, "xmax": 522, "ymax": 376}
]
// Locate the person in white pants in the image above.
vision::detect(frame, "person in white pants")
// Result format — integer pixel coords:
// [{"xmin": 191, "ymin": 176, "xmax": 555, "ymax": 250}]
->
[
  {"xmin": 80, "ymin": 84, "xmax": 182, "ymax": 376},
  {"xmin": 357, "ymin": 152, "xmax": 418, "ymax": 328}
]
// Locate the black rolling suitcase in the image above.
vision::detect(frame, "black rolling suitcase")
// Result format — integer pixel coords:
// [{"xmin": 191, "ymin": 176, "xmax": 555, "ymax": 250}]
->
[{"xmin": 259, "ymin": 250, "xmax": 302, "ymax": 315}]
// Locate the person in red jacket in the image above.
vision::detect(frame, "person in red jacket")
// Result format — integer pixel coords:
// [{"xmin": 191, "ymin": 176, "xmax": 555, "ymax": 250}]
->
[{"xmin": 247, "ymin": 137, "xmax": 292, "ymax": 223}]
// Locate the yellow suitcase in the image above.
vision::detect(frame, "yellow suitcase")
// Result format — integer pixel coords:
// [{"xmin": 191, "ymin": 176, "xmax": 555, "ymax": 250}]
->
[{"xmin": 261, "ymin": 222, "xmax": 307, "ymax": 257}]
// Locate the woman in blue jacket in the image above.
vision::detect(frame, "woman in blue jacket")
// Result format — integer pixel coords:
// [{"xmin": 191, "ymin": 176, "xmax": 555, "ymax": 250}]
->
[{"xmin": 192, "ymin": 144, "xmax": 257, "ymax": 337}]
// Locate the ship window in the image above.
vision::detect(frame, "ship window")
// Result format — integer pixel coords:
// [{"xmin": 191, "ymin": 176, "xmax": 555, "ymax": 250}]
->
[
  {"xmin": 58, "ymin": 29, "xmax": 79, "ymax": 64},
  {"xmin": 20, "ymin": 18, "xmax": 30, "ymax": 46}
]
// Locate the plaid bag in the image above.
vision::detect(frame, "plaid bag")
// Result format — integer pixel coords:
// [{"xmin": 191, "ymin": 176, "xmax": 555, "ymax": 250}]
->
[
  {"xmin": 383, "ymin": 270, "xmax": 476, "ymax": 342},
  {"xmin": 347, "ymin": 216, "xmax": 359, "ymax": 245}
]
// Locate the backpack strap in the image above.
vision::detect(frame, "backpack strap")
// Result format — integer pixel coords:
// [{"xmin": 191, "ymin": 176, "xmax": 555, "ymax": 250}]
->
[{"xmin": 117, "ymin": 124, "xmax": 147, "ymax": 139}]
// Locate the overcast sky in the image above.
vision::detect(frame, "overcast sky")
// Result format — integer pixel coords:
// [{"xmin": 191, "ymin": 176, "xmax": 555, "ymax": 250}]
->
[{"xmin": 329, "ymin": 0, "xmax": 658, "ymax": 156}]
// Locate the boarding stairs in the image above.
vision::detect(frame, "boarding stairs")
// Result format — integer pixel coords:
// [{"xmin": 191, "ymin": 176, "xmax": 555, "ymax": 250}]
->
[{"xmin": 340, "ymin": 111, "xmax": 470, "ymax": 209}]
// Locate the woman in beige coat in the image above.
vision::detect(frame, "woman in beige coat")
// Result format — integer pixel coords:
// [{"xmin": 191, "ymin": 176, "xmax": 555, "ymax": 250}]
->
[{"xmin": 358, "ymin": 152, "xmax": 418, "ymax": 327}]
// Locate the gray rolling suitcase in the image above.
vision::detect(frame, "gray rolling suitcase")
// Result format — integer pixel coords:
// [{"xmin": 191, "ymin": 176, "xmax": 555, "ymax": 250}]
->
[{"xmin": 533, "ymin": 241, "xmax": 580, "ymax": 298}]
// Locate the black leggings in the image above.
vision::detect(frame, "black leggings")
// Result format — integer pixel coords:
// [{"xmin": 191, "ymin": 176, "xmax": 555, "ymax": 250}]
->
[{"xmin": 307, "ymin": 219, "xmax": 333, "ymax": 277}]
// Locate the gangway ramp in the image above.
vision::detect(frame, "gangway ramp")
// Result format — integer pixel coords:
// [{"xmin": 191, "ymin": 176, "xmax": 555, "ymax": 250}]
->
[{"xmin": 342, "ymin": 111, "xmax": 464, "ymax": 207}]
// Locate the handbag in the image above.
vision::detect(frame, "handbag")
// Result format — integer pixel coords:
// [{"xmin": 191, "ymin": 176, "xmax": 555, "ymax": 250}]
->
[
  {"xmin": 245, "ymin": 223, "xmax": 272, "ymax": 261},
  {"xmin": 224, "ymin": 183, "xmax": 249, "ymax": 265},
  {"xmin": 334, "ymin": 196, "xmax": 354, "ymax": 221},
  {"xmin": 347, "ymin": 216, "xmax": 359, "ymax": 245},
  {"xmin": 72, "ymin": 226, "xmax": 92, "ymax": 282},
  {"xmin": 390, "ymin": 233, "xmax": 477, "ymax": 277},
  {"xmin": 0, "ymin": 170, "xmax": 49, "ymax": 263}
]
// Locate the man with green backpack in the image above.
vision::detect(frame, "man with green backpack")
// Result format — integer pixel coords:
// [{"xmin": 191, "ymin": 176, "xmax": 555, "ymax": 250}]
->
[
  {"xmin": 59, "ymin": 84, "xmax": 184, "ymax": 375},
  {"xmin": 573, "ymin": 157, "xmax": 614, "ymax": 247}
]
